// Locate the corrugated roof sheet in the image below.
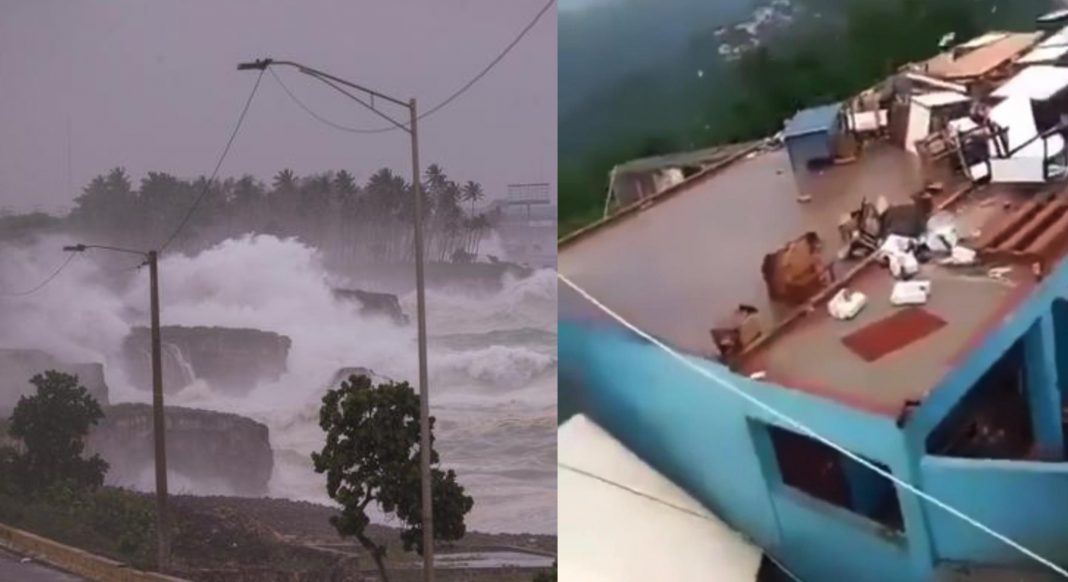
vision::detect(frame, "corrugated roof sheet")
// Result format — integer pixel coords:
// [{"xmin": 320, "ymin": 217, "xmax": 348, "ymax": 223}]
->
[
  {"xmin": 992, "ymin": 65, "xmax": 1068, "ymax": 100},
  {"xmin": 782, "ymin": 102, "xmax": 841, "ymax": 139},
  {"xmin": 613, "ymin": 143, "xmax": 752, "ymax": 174},
  {"xmin": 960, "ymin": 31, "xmax": 1009, "ymax": 49},
  {"xmin": 1039, "ymin": 24, "xmax": 1068, "ymax": 47},
  {"xmin": 1018, "ymin": 44, "xmax": 1068, "ymax": 64}
]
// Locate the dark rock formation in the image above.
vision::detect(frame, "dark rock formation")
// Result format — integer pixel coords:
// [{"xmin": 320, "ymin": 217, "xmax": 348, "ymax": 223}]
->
[
  {"xmin": 121, "ymin": 326, "xmax": 291, "ymax": 395},
  {"xmin": 0, "ymin": 348, "xmax": 109, "ymax": 414},
  {"xmin": 87, "ymin": 403, "xmax": 273, "ymax": 496},
  {"xmin": 331, "ymin": 288, "xmax": 410, "ymax": 325}
]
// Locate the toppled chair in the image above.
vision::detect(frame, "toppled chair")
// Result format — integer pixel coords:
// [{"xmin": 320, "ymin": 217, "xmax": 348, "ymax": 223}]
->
[
  {"xmin": 762, "ymin": 232, "xmax": 835, "ymax": 307},
  {"xmin": 838, "ymin": 198, "xmax": 883, "ymax": 259},
  {"xmin": 956, "ymin": 97, "xmax": 1068, "ymax": 184},
  {"xmin": 711, "ymin": 304, "xmax": 764, "ymax": 364}
]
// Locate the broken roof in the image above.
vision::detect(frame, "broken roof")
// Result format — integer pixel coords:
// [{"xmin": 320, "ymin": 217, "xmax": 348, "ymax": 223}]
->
[
  {"xmin": 612, "ymin": 143, "xmax": 755, "ymax": 175},
  {"xmin": 560, "ymin": 143, "xmax": 926, "ymax": 361},
  {"xmin": 561, "ymin": 27, "xmax": 1068, "ymax": 419},
  {"xmin": 927, "ymin": 32, "xmax": 1042, "ymax": 80}
]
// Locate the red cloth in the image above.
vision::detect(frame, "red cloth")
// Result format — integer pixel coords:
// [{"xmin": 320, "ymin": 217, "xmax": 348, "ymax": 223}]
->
[{"xmin": 841, "ymin": 308, "xmax": 947, "ymax": 362}]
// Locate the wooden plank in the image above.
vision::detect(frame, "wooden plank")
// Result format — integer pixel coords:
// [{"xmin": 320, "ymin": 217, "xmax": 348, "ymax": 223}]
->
[
  {"xmin": 1024, "ymin": 207, "xmax": 1068, "ymax": 260},
  {"xmin": 974, "ymin": 199, "xmax": 1042, "ymax": 251},
  {"xmin": 994, "ymin": 200, "xmax": 1067, "ymax": 252}
]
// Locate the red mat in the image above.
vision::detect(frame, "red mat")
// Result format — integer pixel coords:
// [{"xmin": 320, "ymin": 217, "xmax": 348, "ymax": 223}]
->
[{"xmin": 841, "ymin": 307, "xmax": 948, "ymax": 362}]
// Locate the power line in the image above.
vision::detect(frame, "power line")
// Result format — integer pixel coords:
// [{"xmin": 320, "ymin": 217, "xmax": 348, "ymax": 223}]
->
[
  {"xmin": 158, "ymin": 68, "xmax": 266, "ymax": 253},
  {"xmin": 269, "ymin": 68, "xmax": 391, "ymax": 135},
  {"xmin": 0, "ymin": 252, "xmax": 78, "ymax": 297},
  {"xmin": 559, "ymin": 462, "xmax": 804, "ymax": 582},
  {"xmin": 557, "ymin": 272, "xmax": 1068, "ymax": 579},
  {"xmin": 270, "ymin": 0, "xmax": 555, "ymax": 134}
]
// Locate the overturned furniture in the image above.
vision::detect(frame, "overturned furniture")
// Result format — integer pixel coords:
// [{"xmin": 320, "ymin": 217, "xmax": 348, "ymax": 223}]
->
[
  {"xmin": 761, "ymin": 233, "xmax": 835, "ymax": 307},
  {"xmin": 711, "ymin": 305, "xmax": 764, "ymax": 364},
  {"xmin": 837, "ymin": 191, "xmax": 935, "ymax": 259}
]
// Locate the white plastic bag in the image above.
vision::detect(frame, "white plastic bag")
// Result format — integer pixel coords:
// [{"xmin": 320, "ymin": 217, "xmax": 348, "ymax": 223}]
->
[
  {"xmin": 828, "ymin": 288, "xmax": 867, "ymax": 320},
  {"xmin": 888, "ymin": 251, "xmax": 919, "ymax": 279},
  {"xmin": 891, "ymin": 280, "xmax": 931, "ymax": 305}
]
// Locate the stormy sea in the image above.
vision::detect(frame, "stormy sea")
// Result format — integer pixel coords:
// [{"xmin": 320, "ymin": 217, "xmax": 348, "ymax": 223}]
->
[{"xmin": 0, "ymin": 234, "xmax": 557, "ymax": 535}]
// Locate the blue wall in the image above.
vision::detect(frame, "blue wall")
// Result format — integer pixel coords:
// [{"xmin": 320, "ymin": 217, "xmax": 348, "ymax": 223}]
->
[
  {"xmin": 786, "ymin": 132, "xmax": 833, "ymax": 173},
  {"xmin": 560, "ymin": 322, "xmax": 934, "ymax": 582},
  {"xmin": 561, "ymin": 231, "xmax": 1068, "ymax": 579},
  {"xmin": 922, "ymin": 455, "xmax": 1068, "ymax": 564}
]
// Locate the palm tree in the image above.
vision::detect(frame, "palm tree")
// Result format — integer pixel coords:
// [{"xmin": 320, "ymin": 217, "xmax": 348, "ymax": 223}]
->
[{"xmin": 461, "ymin": 180, "xmax": 484, "ymax": 215}]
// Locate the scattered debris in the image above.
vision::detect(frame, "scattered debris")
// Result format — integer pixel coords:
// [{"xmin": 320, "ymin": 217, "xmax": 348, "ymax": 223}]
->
[
  {"xmin": 879, "ymin": 235, "xmax": 921, "ymax": 279},
  {"xmin": 711, "ymin": 304, "xmax": 764, "ymax": 362},
  {"xmin": 891, "ymin": 280, "xmax": 932, "ymax": 306},
  {"xmin": 828, "ymin": 288, "xmax": 868, "ymax": 320},
  {"xmin": 988, "ymin": 266, "xmax": 1012, "ymax": 280},
  {"xmin": 924, "ymin": 212, "xmax": 959, "ymax": 254},
  {"xmin": 940, "ymin": 245, "xmax": 977, "ymax": 266}
]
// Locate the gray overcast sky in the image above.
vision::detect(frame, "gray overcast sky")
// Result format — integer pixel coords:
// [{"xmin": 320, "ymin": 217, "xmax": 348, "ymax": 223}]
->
[{"xmin": 0, "ymin": 0, "xmax": 556, "ymax": 214}]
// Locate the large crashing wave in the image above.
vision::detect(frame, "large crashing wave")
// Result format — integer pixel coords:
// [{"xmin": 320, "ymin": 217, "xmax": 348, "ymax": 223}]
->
[{"xmin": 0, "ymin": 234, "xmax": 556, "ymax": 533}]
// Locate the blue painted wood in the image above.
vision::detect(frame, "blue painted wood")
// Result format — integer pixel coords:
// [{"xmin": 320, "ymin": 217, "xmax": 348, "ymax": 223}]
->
[{"xmin": 560, "ymin": 322, "xmax": 933, "ymax": 582}]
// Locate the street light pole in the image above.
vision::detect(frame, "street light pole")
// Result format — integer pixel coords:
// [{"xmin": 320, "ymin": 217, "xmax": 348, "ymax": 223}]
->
[
  {"xmin": 65, "ymin": 244, "xmax": 169, "ymax": 571},
  {"xmin": 238, "ymin": 58, "xmax": 435, "ymax": 581},
  {"xmin": 409, "ymin": 98, "xmax": 434, "ymax": 581},
  {"xmin": 147, "ymin": 250, "xmax": 170, "ymax": 571}
]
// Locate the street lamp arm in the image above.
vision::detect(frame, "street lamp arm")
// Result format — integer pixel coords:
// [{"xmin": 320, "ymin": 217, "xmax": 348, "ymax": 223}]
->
[
  {"xmin": 237, "ymin": 58, "xmax": 411, "ymax": 132},
  {"xmin": 311, "ymin": 74, "xmax": 410, "ymax": 133},
  {"xmin": 287, "ymin": 61, "xmax": 408, "ymax": 109},
  {"xmin": 64, "ymin": 243, "xmax": 149, "ymax": 257},
  {"xmin": 238, "ymin": 58, "xmax": 408, "ymax": 108}
]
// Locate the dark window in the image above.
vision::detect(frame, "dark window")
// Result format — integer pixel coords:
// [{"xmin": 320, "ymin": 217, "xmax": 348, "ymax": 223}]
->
[
  {"xmin": 768, "ymin": 425, "xmax": 904, "ymax": 533},
  {"xmin": 926, "ymin": 340, "xmax": 1033, "ymax": 459}
]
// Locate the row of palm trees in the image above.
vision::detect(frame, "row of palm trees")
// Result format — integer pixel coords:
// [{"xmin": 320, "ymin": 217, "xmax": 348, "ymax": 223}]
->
[{"xmin": 67, "ymin": 163, "xmax": 495, "ymax": 266}]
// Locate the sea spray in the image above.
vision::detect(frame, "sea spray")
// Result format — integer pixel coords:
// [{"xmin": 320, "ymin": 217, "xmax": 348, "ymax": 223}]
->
[{"xmin": 0, "ymin": 234, "xmax": 556, "ymax": 533}]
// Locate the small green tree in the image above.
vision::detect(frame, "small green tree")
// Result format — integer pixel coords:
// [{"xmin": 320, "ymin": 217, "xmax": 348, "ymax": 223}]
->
[
  {"xmin": 312, "ymin": 374, "xmax": 474, "ymax": 582},
  {"xmin": 8, "ymin": 371, "xmax": 108, "ymax": 492},
  {"xmin": 534, "ymin": 561, "xmax": 557, "ymax": 582}
]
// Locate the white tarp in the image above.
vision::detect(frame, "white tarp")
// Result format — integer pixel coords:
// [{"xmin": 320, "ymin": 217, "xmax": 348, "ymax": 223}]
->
[{"xmin": 559, "ymin": 415, "xmax": 763, "ymax": 582}]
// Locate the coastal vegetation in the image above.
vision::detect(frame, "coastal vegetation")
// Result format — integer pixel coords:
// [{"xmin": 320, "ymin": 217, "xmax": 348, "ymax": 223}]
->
[
  {"xmin": 2, "ymin": 162, "xmax": 494, "ymax": 266},
  {"xmin": 313, "ymin": 373, "xmax": 475, "ymax": 581}
]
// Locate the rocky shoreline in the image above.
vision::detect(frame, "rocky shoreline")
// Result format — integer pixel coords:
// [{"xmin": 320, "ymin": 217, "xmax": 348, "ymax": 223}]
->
[{"xmin": 171, "ymin": 494, "xmax": 556, "ymax": 581}]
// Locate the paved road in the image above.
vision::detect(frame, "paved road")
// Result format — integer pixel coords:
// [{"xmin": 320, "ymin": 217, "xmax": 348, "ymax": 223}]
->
[{"xmin": 0, "ymin": 547, "xmax": 85, "ymax": 581}]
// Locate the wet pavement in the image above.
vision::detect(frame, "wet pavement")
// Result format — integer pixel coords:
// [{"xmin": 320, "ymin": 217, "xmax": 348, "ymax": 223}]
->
[
  {"xmin": 559, "ymin": 143, "xmax": 927, "ymax": 358},
  {"xmin": 0, "ymin": 547, "xmax": 85, "ymax": 581}
]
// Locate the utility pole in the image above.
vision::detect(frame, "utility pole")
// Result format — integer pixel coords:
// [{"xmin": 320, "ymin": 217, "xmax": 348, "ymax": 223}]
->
[
  {"xmin": 148, "ymin": 250, "xmax": 170, "ymax": 571},
  {"xmin": 237, "ymin": 58, "xmax": 435, "ymax": 581},
  {"xmin": 410, "ymin": 98, "xmax": 434, "ymax": 581},
  {"xmin": 65, "ymin": 244, "xmax": 169, "ymax": 571}
]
